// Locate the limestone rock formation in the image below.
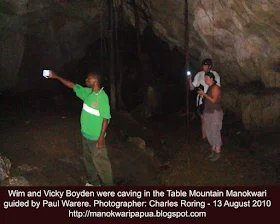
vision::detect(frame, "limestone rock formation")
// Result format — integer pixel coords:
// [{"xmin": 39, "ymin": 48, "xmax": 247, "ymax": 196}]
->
[
  {"xmin": 0, "ymin": 0, "xmax": 279, "ymax": 130},
  {"xmin": 122, "ymin": 0, "xmax": 280, "ymax": 131},
  {"xmin": 0, "ymin": 154, "xmax": 11, "ymax": 183},
  {"xmin": 122, "ymin": 0, "xmax": 280, "ymax": 88},
  {"xmin": 0, "ymin": 0, "xmax": 105, "ymax": 91},
  {"xmin": 1, "ymin": 0, "xmax": 280, "ymax": 88},
  {"xmin": 221, "ymin": 86, "xmax": 280, "ymax": 132}
]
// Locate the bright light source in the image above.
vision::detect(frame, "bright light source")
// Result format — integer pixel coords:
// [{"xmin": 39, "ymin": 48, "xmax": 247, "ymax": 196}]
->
[{"xmin": 186, "ymin": 71, "xmax": 191, "ymax": 76}]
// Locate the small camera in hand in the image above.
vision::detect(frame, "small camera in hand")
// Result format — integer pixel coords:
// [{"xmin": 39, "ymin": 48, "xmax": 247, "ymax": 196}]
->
[{"xmin": 195, "ymin": 84, "xmax": 204, "ymax": 92}]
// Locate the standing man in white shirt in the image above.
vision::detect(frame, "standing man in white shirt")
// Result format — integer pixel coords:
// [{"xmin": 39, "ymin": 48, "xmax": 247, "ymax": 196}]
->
[{"xmin": 188, "ymin": 58, "xmax": 221, "ymax": 142}]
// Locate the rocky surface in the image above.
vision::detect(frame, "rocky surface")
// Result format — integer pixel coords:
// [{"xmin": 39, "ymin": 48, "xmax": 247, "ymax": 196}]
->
[
  {"xmin": 0, "ymin": 154, "xmax": 31, "ymax": 186},
  {"xmin": 123, "ymin": 0, "xmax": 280, "ymax": 88},
  {"xmin": 221, "ymin": 85, "xmax": 280, "ymax": 132},
  {"xmin": 1, "ymin": 98, "xmax": 278, "ymax": 186},
  {"xmin": 1, "ymin": 0, "xmax": 280, "ymax": 88},
  {"xmin": 0, "ymin": 0, "xmax": 104, "ymax": 91},
  {"xmin": 123, "ymin": 0, "xmax": 280, "ymax": 131},
  {"xmin": 0, "ymin": 0, "xmax": 279, "ymax": 130},
  {"xmin": 0, "ymin": 154, "xmax": 11, "ymax": 183}
]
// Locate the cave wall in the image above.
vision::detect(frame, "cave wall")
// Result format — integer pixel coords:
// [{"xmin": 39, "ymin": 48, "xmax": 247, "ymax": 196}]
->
[
  {"xmin": 1, "ymin": 0, "xmax": 279, "ymax": 90},
  {"xmin": 122, "ymin": 0, "xmax": 280, "ymax": 88},
  {"xmin": 0, "ymin": 0, "xmax": 279, "ymax": 131},
  {"xmin": 0, "ymin": 0, "xmax": 105, "ymax": 91},
  {"xmin": 0, "ymin": 27, "xmax": 25, "ymax": 90},
  {"xmin": 120, "ymin": 0, "xmax": 280, "ymax": 132}
]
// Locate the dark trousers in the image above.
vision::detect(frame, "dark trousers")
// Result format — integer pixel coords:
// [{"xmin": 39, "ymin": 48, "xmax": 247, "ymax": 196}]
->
[{"xmin": 82, "ymin": 137, "xmax": 114, "ymax": 186}]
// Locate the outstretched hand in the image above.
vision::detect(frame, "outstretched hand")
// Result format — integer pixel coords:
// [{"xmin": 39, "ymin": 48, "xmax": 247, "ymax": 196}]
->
[{"xmin": 49, "ymin": 70, "xmax": 58, "ymax": 79}]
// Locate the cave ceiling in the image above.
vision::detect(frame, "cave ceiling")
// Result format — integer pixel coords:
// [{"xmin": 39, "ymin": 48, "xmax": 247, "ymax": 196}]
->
[{"xmin": 0, "ymin": 0, "xmax": 280, "ymax": 90}]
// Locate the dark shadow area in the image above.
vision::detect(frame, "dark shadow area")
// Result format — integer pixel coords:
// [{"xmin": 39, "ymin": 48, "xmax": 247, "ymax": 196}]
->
[{"xmin": 0, "ymin": 24, "xmax": 279, "ymax": 186}]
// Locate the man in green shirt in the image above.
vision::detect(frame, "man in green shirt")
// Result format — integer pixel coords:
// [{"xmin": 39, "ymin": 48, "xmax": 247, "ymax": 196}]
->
[{"xmin": 49, "ymin": 70, "xmax": 113, "ymax": 186}]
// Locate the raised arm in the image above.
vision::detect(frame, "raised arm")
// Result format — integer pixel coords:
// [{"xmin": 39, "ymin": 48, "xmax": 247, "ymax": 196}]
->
[
  {"xmin": 49, "ymin": 70, "xmax": 75, "ymax": 89},
  {"xmin": 189, "ymin": 72, "xmax": 200, "ymax": 90}
]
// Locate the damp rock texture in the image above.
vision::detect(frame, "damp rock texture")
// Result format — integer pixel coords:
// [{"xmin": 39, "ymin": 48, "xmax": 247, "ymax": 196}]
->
[
  {"xmin": 0, "ymin": 0, "xmax": 105, "ymax": 91},
  {"xmin": 221, "ymin": 86, "xmax": 280, "ymax": 132},
  {"xmin": 123, "ymin": 0, "xmax": 280, "ymax": 88},
  {"xmin": 0, "ymin": 0, "xmax": 280, "ymax": 130},
  {"xmin": 1, "ymin": 0, "xmax": 280, "ymax": 89},
  {"xmin": 0, "ymin": 154, "xmax": 30, "ymax": 186},
  {"xmin": 0, "ymin": 154, "xmax": 11, "ymax": 183}
]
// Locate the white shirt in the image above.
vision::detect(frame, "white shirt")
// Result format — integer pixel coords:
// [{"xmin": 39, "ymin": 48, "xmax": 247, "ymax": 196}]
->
[{"xmin": 192, "ymin": 70, "xmax": 221, "ymax": 106}]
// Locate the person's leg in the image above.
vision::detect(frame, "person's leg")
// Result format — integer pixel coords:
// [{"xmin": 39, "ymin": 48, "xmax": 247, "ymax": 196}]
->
[
  {"xmin": 82, "ymin": 137, "xmax": 101, "ymax": 186},
  {"xmin": 203, "ymin": 113, "xmax": 215, "ymax": 158},
  {"xmin": 200, "ymin": 114, "xmax": 207, "ymax": 139},
  {"xmin": 209, "ymin": 110, "xmax": 223, "ymax": 161},
  {"xmin": 92, "ymin": 144, "xmax": 114, "ymax": 186},
  {"xmin": 208, "ymin": 146, "xmax": 216, "ymax": 158},
  {"xmin": 197, "ymin": 106, "xmax": 206, "ymax": 140},
  {"xmin": 215, "ymin": 146, "xmax": 221, "ymax": 153}
]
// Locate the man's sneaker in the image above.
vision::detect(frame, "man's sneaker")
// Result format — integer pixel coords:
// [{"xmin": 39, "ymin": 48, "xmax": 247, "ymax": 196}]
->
[{"xmin": 209, "ymin": 153, "xmax": 220, "ymax": 162}]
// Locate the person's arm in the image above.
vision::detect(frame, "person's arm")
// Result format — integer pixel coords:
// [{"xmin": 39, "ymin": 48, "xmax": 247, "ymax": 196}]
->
[
  {"xmin": 100, "ymin": 119, "xmax": 109, "ymax": 138},
  {"xmin": 198, "ymin": 86, "xmax": 220, "ymax": 103},
  {"xmin": 96, "ymin": 94, "xmax": 111, "ymax": 148},
  {"xmin": 96, "ymin": 118, "xmax": 109, "ymax": 149},
  {"xmin": 49, "ymin": 70, "xmax": 75, "ymax": 89},
  {"xmin": 189, "ymin": 72, "xmax": 199, "ymax": 90}
]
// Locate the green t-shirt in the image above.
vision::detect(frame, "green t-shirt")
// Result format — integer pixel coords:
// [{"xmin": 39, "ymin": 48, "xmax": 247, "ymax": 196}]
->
[{"xmin": 73, "ymin": 84, "xmax": 111, "ymax": 140}]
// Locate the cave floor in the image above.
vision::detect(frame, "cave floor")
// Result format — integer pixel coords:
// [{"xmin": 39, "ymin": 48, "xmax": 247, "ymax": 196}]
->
[{"xmin": 0, "ymin": 95, "xmax": 279, "ymax": 186}]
